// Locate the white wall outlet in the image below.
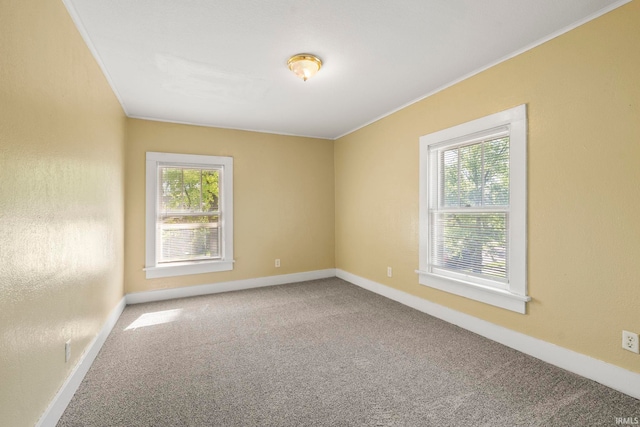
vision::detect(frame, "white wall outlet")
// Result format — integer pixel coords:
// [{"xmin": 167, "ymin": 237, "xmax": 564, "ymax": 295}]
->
[
  {"xmin": 275, "ymin": 259, "xmax": 280, "ymax": 268},
  {"xmin": 65, "ymin": 340, "xmax": 71, "ymax": 362},
  {"xmin": 622, "ymin": 331, "xmax": 639, "ymax": 353},
  {"xmin": 387, "ymin": 267, "xmax": 392, "ymax": 277}
]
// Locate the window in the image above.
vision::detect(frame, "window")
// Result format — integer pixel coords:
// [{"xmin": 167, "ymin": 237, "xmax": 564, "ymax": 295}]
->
[
  {"xmin": 418, "ymin": 105, "xmax": 529, "ymax": 313},
  {"xmin": 145, "ymin": 152, "xmax": 233, "ymax": 279}
]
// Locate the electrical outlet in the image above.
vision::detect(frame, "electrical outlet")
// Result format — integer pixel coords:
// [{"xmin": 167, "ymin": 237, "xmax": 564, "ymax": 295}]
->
[
  {"xmin": 65, "ymin": 340, "xmax": 71, "ymax": 362},
  {"xmin": 387, "ymin": 267, "xmax": 392, "ymax": 277},
  {"xmin": 622, "ymin": 331, "xmax": 639, "ymax": 353},
  {"xmin": 275, "ymin": 259, "xmax": 280, "ymax": 268}
]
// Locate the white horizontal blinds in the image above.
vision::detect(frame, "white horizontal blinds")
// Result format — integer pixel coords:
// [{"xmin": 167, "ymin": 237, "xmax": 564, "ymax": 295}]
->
[
  {"xmin": 431, "ymin": 212, "xmax": 508, "ymax": 280},
  {"xmin": 431, "ymin": 131, "xmax": 510, "ymax": 283},
  {"xmin": 157, "ymin": 166, "xmax": 221, "ymax": 263}
]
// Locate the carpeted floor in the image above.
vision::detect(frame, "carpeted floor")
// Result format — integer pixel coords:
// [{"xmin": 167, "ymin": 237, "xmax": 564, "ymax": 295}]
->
[{"xmin": 57, "ymin": 278, "xmax": 639, "ymax": 426}]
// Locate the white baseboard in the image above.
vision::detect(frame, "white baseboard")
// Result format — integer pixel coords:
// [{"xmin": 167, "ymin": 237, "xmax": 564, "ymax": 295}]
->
[
  {"xmin": 36, "ymin": 297, "xmax": 127, "ymax": 427},
  {"xmin": 126, "ymin": 269, "xmax": 337, "ymax": 304},
  {"xmin": 336, "ymin": 269, "xmax": 640, "ymax": 400}
]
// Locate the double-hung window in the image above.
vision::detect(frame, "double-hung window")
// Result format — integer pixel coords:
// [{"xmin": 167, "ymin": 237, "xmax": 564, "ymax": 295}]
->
[
  {"xmin": 145, "ymin": 152, "xmax": 234, "ymax": 279},
  {"xmin": 418, "ymin": 105, "xmax": 529, "ymax": 313}
]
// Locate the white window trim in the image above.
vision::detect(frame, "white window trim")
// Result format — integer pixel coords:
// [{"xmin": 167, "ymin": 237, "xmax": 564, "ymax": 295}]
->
[
  {"xmin": 145, "ymin": 152, "xmax": 234, "ymax": 279},
  {"xmin": 417, "ymin": 104, "xmax": 529, "ymax": 313}
]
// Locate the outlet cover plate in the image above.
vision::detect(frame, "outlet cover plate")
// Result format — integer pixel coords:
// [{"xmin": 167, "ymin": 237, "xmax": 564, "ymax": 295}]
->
[{"xmin": 622, "ymin": 330, "xmax": 639, "ymax": 353}]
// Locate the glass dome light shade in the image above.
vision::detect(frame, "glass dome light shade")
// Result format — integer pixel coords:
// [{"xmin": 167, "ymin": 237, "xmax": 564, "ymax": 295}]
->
[{"xmin": 287, "ymin": 54, "xmax": 322, "ymax": 81}]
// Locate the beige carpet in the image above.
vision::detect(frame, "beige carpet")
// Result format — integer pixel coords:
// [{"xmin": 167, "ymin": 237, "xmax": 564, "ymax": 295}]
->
[{"xmin": 58, "ymin": 278, "xmax": 639, "ymax": 426}]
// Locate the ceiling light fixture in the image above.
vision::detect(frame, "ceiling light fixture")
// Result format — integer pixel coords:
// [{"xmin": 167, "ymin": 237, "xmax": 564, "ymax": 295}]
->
[{"xmin": 287, "ymin": 54, "xmax": 322, "ymax": 81}]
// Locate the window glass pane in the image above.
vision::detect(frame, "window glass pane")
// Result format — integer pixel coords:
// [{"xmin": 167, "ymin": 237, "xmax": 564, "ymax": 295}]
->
[
  {"xmin": 160, "ymin": 168, "xmax": 183, "ymax": 213},
  {"xmin": 160, "ymin": 167, "xmax": 220, "ymax": 214},
  {"xmin": 442, "ymin": 149, "xmax": 459, "ymax": 207},
  {"xmin": 182, "ymin": 168, "xmax": 201, "ymax": 212},
  {"xmin": 431, "ymin": 212, "xmax": 508, "ymax": 280},
  {"xmin": 202, "ymin": 169, "xmax": 219, "ymax": 212},
  {"xmin": 483, "ymin": 137, "xmax": 509, "ymax": 206},
  {"xmin": 459, "ymin": 143, "xmax": 483, "ymax": 207},
  {"xmin": 159, "ymin": 215, "xmax": 220, "ymax": 262},
  {"xmin": 158, "ymin": 166, "xmax": 222, "ymax": 264},
  {"xmin": 439, "ymin": 137, "xmax": 510, "ymax": 208}
]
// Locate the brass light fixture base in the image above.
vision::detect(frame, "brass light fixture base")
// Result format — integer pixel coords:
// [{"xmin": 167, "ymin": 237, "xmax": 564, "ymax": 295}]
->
[{"xmin": 287, "ymin": 54, "xmax": 323, "ymax": 81}]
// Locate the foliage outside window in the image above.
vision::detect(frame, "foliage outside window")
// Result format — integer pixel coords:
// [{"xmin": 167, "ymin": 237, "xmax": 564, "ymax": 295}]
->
[
  {"xmin": 145, "ymin": 152, "xmax": 233, "ymax": 279},
  {"xmin": 418, "ymin": 105, "xmax": 528, "ymax": 313}
]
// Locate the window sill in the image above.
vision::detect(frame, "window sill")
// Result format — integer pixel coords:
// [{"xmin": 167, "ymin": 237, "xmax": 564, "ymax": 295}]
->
[
  {"xmin": 416, "ymin": 270, "xmax": 530, "ymax": 314},
  {"xmin": 145, "ymin": 259, "xmax": 234, "ymax": 279}
]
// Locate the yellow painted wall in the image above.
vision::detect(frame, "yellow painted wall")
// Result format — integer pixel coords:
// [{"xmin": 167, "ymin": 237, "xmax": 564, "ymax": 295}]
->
[
  {"xmin": 335, "ymin": 2, "xmax": 640, "ymax": 373},
  {"xmin": 0, "ymin": 1, "xmax": 125, "ymax": 425},
  {"xmin": 124, "ymin": 119, "xmax": 335, "ymax": 293}
]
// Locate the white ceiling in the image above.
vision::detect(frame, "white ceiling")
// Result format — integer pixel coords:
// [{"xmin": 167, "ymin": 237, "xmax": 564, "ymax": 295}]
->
[{"xmin": 64, "ymin": 0, "xmax": 627, "ymax": 140}]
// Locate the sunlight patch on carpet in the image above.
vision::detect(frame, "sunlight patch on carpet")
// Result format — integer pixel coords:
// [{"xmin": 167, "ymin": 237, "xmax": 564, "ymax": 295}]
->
[{"xmin": 124, "ymin": 309, "xmax": 183, "ymax": 330}]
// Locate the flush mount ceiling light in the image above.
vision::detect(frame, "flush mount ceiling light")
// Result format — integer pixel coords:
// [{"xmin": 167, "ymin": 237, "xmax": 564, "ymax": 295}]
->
[{"xmin": 287, "ymin": 54, "xmax": 322, "ymax": 81}]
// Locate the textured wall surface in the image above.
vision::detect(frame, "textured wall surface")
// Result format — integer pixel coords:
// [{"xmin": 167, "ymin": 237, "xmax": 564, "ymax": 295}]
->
[
  {"xmin": 124, "ymin": 119, "xmax": 335, "ymax": 294},
  {"xmin": 0, "ymin": 1, "xmax": 126, "ymax": 425},
  {"xmin": 335, "ymin": 1, "xmax": 640, "ymax": 373}
]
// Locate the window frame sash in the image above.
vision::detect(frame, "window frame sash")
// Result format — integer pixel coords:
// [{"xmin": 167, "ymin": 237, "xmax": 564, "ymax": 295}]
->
[
  {"xmin": 429, "ymin": 137, "xmax": 511, "ymax": 287},
  {"xmin": 156, "ymin": 163, "xmax": 223, "ymax": 265},
  {"xmin": 418, "ymin": 104, "xmax": 528, "ymax": 314},
  {"xmin": 145, "ymin": 152, "xmax": 234, "ymax": 279}
]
